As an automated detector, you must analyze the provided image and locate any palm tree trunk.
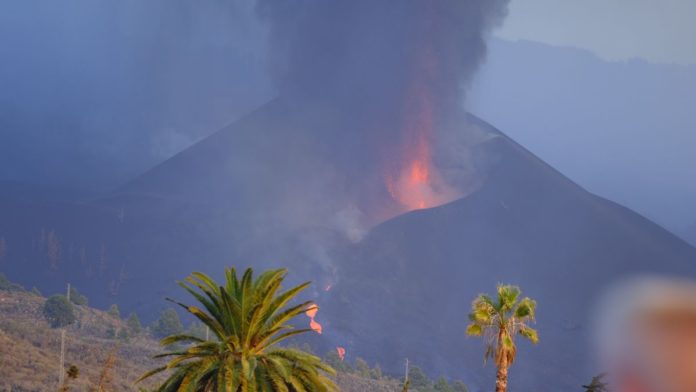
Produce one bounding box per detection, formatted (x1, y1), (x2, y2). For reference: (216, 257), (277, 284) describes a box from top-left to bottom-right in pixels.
(496, 330), (509, 392)
(495, 360), (509, 392)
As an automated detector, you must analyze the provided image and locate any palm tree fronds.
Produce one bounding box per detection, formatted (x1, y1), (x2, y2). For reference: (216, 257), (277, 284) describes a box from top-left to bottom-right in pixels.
(139, 267), (335, 391)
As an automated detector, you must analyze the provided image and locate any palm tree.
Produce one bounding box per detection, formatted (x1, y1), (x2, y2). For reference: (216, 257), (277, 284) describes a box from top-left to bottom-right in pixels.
(466, 284), (539, 392)
(138, 267), (337, 391)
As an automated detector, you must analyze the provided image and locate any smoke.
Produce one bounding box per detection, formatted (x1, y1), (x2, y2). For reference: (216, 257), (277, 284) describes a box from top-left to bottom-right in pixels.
(0, 0), (272, 190)
(236, 1), (510, 293)
(257, 1), (508, 111)
(255, 0), (509, 218)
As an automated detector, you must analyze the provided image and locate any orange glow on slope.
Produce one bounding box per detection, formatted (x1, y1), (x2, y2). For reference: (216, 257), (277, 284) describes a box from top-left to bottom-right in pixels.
(336, 347), (346, 361)
(310, 318), (323, 334)
(305, 304), (322, 334)
(305, 305), (319, 319)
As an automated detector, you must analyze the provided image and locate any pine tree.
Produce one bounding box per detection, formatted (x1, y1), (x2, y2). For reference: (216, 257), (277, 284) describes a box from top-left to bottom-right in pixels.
(126, 312), (142, 335)
(107, 304), (120, 318)
(150, 308), (183, 338)
(355, 357), (371, 378)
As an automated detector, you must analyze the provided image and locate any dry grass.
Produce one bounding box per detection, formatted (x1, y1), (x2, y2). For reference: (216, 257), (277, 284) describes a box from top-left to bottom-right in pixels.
(0, 290), (162, 391)
(0, 290), (403, 392)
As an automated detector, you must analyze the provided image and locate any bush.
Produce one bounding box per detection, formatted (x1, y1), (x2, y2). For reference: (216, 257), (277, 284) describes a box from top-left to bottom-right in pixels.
(370, 364), (383, 380)
(355, 357), (371, 378)
(42, 295), (76, 328)
(31, 286), (42, 296)
(324, 350), (352, 373)
(105, 325), (116, 339)
(408, 366), (431, 390)
(186, 321), (207, 340)
(151, 308), (183, 338)
(126, 312), (142, 335)
(452, 380), (468, 392)
(0, 273), (23, 292)
(107, 304), (120, 318)
(117, 328), (130, 342)
(434, 377), (454, 392)
(69, 287), (88, 306)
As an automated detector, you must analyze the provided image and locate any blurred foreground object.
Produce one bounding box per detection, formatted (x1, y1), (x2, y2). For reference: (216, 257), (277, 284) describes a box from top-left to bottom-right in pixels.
(596, 277), (696, 392)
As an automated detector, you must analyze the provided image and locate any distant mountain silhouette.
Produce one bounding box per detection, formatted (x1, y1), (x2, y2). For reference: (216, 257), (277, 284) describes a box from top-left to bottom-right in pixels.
(470, 38), (696, 230)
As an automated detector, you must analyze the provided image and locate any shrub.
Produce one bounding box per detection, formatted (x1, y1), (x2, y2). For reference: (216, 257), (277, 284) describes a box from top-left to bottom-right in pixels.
(126, 312), (142, 335)
(42, 295), (76, 328)
(117, 328), (130, 342)
(434, 377), (454, 392)
(151, 308), (183, 338)
(355, 357), (371, 378)
(324, 350), (352, 373)
(370, 364), (383, 380)
(107, 304), (120, 318)
(408, 366), (431, 390)
(452, 380), (468, 392)
(69, 287), (88, 306)
(186, 321), (207, 340)
(0, 272), (23, 291)
(105, 325), (116, 339)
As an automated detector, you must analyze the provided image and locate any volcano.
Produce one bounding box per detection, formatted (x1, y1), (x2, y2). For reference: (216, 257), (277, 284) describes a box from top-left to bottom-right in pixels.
(327, 115), (696, 390)
(117, 103), (696, 390)
(1, 99), (695, 391)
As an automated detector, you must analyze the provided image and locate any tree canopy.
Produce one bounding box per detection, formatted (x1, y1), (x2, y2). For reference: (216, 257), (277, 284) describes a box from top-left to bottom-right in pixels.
(42, 295), (75, 328)
(139, 267), (336, 391)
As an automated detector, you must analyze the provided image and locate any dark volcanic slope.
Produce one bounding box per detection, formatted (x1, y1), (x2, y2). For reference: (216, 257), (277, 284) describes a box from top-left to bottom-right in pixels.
(329, 120), (696, 390)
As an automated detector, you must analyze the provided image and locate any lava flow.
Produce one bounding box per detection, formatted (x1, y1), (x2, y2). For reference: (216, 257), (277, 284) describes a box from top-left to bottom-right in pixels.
(336, 347), (346, 361)
(305, 304), (322, 334)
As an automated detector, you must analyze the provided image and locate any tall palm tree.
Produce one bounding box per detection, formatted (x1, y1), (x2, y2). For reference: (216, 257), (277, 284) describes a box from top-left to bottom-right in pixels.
(138, 267), (337, 392)
(466, 284), (539, 392)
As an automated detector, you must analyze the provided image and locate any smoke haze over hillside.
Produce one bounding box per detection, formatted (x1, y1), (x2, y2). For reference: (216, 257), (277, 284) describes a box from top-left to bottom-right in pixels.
(0, 0), (271, 190)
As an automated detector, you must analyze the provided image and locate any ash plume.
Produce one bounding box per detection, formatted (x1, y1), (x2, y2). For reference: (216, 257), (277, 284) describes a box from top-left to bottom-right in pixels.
(257, 0), (509, 111)
(255, 0), (509, 220)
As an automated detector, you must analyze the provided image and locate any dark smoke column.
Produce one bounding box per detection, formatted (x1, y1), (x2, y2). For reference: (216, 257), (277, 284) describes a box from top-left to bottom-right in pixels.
(256, 0), (509, 220)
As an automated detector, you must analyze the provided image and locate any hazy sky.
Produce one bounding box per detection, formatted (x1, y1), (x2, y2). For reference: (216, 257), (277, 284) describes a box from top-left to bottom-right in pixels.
(499, 0), (696, 65)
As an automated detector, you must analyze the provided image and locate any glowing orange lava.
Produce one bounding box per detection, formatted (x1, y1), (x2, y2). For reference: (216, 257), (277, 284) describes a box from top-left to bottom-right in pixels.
(305, 305), (319, 319)
(385, 83), (447, 211)
(310, 319), (322, 334)
(305, 304), (322, 334)
(384, 5), (461, 214)
(336, 347), (346, 361)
